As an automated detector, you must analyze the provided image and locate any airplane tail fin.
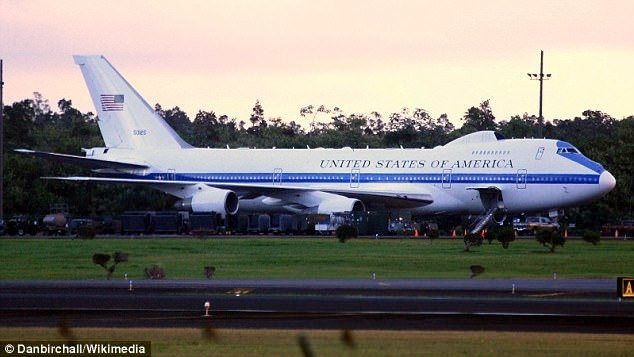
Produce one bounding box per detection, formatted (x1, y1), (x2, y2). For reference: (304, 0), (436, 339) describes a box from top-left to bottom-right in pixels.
(73, 55), (191, 150)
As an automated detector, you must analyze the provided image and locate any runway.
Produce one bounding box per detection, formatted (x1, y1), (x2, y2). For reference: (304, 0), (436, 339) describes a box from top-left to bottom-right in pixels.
(1, 279), (632, 332)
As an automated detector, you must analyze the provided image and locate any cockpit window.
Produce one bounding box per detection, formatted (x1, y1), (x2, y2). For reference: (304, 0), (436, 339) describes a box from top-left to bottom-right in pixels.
(557, 147), (580, 154)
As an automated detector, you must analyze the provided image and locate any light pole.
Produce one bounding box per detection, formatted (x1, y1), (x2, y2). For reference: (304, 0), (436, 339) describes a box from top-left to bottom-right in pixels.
(527, 50), (551, 137)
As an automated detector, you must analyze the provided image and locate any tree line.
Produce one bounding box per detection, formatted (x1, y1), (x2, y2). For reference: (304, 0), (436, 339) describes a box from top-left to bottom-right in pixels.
(3, 95), (632, 229)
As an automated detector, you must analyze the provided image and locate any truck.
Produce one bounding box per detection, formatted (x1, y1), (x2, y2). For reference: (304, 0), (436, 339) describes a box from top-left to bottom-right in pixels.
(42, 213), (68, 235)
(513, 216), (560, 235)
(121, 211), (190, 235)
(43, 204), (70, 235)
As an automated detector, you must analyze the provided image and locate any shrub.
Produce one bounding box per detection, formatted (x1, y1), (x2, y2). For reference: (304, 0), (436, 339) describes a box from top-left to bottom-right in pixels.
(496, 227), (516, 249)
(144, 265), (166, 279)
(463, 233), (483, 252)
(92, 252), (128, 280)
(336, 225), (358, 243)
(204, 266), (216, 279)
(470, 265), (485, 278)
(92, 253), (110, 268)
(535, 229), (565, 252)
(582, 230), (600, 245)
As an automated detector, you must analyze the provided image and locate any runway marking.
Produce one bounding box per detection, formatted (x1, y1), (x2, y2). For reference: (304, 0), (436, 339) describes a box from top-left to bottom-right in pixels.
(525, 291), (592, 298)
(226, 288), (254, 296)
(525, 292), (568, 298)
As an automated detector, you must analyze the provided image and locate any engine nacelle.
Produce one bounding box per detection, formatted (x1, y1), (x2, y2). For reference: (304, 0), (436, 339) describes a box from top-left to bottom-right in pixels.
(317, 196), (365, 214)
(174, 187), (239, 215)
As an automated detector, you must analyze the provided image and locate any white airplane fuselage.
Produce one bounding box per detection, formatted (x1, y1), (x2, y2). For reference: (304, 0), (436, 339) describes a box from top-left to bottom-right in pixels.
(85, 133), (615, 215)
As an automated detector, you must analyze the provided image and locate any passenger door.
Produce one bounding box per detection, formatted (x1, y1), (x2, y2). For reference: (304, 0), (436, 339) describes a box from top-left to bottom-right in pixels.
(516, 169), (527, 189)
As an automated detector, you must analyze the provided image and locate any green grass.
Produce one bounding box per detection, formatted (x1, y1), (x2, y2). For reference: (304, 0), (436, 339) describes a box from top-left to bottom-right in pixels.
(0, 237), (632, 280)
(1, 327), (632, 356)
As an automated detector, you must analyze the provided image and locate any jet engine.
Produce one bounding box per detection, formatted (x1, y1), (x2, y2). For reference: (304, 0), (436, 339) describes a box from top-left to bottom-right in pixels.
(174, 187), (239, 215)
(317, 196), (365, 214)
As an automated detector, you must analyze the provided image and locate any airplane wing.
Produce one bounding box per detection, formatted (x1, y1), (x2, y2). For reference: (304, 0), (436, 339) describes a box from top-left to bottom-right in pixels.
(325, 188), (433, 208)
(41, 176), (433, 209)
(15, 149), (149, 170)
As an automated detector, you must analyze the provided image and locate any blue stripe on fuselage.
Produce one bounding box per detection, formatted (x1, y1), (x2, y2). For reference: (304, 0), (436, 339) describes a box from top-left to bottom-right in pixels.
(112, 172), (600, 185)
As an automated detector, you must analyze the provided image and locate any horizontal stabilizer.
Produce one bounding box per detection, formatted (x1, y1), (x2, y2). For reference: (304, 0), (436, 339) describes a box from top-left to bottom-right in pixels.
(15, 149), (149, 170)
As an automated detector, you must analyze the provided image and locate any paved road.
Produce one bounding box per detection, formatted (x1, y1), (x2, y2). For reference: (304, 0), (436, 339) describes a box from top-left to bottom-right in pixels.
(0, 277), (618, 296)
(1, 279), (632, 332)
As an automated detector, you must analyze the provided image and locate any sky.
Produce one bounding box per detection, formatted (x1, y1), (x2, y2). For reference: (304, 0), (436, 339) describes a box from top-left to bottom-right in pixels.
(1, 0), (633, 129)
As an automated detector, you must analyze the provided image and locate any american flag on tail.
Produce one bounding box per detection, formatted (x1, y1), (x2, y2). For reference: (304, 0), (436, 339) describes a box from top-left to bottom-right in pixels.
(100, 94), (124, 111)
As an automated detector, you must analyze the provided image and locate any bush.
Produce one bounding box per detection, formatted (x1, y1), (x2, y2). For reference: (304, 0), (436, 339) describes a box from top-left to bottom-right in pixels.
(470, 265), (485, 278)
(204, 266), (216, 279)
(144, 265), (166, 279)
(496, 227), (516, 249)
(463, 233), (483, 252)
(336, 225), (358, 243)
(582, 230), (600, 245)
(535, 229), (565, 252)
(92, 252), (128, 280)
(92, 253), (110, 268)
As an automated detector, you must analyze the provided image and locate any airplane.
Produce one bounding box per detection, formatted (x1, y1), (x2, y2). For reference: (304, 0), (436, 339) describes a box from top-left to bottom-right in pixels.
(16, 55), (616, 233)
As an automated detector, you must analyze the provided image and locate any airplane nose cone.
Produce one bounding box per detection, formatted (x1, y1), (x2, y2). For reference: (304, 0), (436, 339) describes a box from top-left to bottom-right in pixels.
(599, 170), (616, 195)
